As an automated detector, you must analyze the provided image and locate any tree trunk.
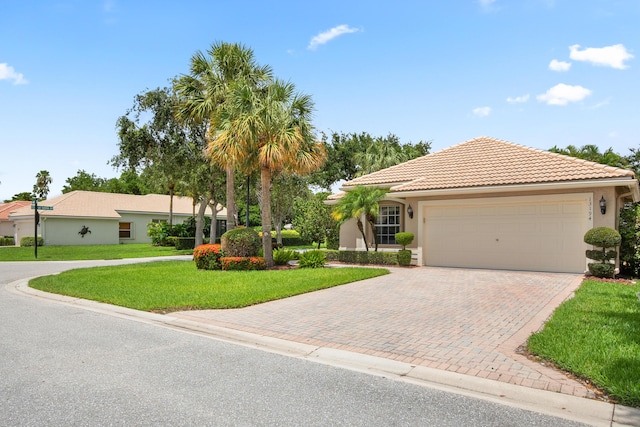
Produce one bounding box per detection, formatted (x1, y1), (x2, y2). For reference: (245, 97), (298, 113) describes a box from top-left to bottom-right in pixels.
(260, 166), (273, 267)
(209, 203), (223, 243)
(195, 198), (208, 247)
(274, 222), (283, 246)
(168, 182), (175, 228)
(226, 166), (236, 229)
(357, 218), (369, 252)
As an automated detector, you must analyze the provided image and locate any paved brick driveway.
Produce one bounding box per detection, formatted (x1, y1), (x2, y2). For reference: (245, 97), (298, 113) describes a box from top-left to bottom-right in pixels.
(173, 266), (591, 397)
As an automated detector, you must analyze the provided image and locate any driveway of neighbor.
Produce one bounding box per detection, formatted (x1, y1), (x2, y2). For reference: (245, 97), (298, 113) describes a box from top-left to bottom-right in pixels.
(173, 266), (591, 398)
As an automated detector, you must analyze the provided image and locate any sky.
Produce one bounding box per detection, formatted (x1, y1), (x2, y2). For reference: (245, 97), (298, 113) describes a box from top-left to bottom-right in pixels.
(1, 0), (639, 201)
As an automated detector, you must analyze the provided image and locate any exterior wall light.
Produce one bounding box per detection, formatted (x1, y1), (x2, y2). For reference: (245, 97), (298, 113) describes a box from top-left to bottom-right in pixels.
(599, 195), (606, 215)
(407, 204), (414, 219)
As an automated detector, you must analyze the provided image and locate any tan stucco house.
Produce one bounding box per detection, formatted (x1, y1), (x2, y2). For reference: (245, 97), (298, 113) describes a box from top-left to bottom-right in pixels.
(0, 201), (31, 238)
(8, 190), (226, 246)
(329, 137), (640, 273)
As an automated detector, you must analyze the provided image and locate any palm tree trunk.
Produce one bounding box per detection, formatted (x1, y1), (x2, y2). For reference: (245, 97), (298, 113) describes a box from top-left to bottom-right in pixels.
(226, 166), (236, 229)
(195, 199), (208, 247)
(260, 166), (274, 267)
(168, 182), (175, 228)
(357, 219), (369, 252)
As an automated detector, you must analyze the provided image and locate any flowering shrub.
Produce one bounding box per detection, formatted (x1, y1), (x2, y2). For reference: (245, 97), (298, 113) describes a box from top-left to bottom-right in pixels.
(221, 256), (266, 271)
(193, 244), (223, 270)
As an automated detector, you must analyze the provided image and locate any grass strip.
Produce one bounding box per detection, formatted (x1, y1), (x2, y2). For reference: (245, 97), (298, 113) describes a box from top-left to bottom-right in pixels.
(527, 279), (640, 407)
(0, 244), (191, 261)
(29, 261), (389, 311)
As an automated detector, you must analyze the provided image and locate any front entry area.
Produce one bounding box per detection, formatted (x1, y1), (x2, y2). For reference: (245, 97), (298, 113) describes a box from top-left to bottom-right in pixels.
(421, 194), (591, 273)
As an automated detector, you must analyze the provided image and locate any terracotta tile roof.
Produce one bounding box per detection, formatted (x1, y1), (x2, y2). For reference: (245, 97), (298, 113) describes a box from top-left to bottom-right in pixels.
(8, 191), (225, 219)
(0, 201), (31, 220)
(344, 136), (636, 192)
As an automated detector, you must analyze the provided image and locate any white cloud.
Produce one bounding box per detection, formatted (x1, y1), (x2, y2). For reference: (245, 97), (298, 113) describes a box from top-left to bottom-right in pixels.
(472, 106), (492, 117)
(478, 0), (497, 10)
(549, 59), (571, 72)
(0, 63), (28, 85)
(537, 83), (592, 106)
(506, 94), (530, 104)
(569, 44), (633, 69)
(308, 25), (359, 50)
(590, 97), (611, 109)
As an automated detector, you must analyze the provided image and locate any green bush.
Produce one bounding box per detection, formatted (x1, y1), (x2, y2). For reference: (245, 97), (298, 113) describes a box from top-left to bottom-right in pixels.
(0, 236), (15, 246)
(336, 250), (398, 265)
(619, 203), (640, 277)
(298, 250), (326, 268)
(174, 237), (195, 250)
(221, 227), (261, 257)
(395, 232), (414, 250)
(584, 226), (621, 278)
(397, 249), (412, 266)
(193, 244), (223, 270)
(326, 224), (340, 250)
(221, 256), (266, 271)
(273, 247), (297, 265)
(322, 249), (340, 261)
(587, 263), (616, 278)
(584, 227), (622, 248)
(147, 222), (172, 246)
(20, 236), (44, 247)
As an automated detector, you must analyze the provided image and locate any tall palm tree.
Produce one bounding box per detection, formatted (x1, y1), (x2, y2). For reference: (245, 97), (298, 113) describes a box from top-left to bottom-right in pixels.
(174, 42), (272, 230)
(33, 170), (52, 200)
(332, 185), (388, 251)
(211, 79), (325, 266)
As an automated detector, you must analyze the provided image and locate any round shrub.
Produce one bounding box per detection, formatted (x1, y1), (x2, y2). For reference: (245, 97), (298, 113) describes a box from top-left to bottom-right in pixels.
(193, 244), (223, 270)
(588, 263), (615, 278)
(221, 227), (261, 257)
(397, 249), (412, 266)
(584, 227), (621, 248)
(395, 232), (414, 250)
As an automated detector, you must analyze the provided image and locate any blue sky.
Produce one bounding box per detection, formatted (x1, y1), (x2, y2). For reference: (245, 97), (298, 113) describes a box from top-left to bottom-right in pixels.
(1, 0), (638, 201)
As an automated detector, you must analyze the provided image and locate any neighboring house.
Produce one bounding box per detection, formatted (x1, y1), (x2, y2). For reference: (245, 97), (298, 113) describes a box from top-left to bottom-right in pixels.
(8, 191), (226, 246)
(328, 136), (640, 273)
(0, 201), (31, 238)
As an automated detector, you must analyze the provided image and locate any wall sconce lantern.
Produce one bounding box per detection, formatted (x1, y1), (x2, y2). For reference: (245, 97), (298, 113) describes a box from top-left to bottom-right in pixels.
(599, 195), (606, 215)
(407, 204), (414, 219)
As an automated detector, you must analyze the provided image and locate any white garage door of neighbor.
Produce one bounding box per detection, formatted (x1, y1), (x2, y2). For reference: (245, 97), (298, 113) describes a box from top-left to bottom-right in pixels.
(423, 194), (591, 273)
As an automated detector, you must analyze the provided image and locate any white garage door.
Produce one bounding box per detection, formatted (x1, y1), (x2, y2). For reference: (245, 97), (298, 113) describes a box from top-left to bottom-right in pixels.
(423, 194), (591, 273)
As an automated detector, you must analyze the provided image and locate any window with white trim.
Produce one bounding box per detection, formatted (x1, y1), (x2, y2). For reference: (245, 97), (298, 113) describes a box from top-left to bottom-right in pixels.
(376, 205), (400, 245)
(119, 222), (132, 239)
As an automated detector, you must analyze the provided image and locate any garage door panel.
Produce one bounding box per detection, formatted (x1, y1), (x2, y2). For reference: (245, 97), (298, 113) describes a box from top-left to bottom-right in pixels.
(424, 196), (589, 273)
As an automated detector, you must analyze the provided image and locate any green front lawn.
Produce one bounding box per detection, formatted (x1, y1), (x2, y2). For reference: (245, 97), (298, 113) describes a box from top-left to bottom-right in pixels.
(29, 261), (388, 311)
(0, 244), (192, 261)
(527, 279), (640, 407)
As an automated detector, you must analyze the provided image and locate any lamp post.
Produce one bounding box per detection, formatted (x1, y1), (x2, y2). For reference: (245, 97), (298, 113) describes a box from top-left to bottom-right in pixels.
(599, 195), (606, 215)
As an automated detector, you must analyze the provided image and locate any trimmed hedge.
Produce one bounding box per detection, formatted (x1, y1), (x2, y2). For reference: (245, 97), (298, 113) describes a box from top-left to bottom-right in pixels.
(327, 250), (399, 265)
(221, 256), (266, 271)
(20, 236), (44, 247)
(397, 249), (412, 266)
(0, 236), (15, 246)
(174, 237), (196, 250)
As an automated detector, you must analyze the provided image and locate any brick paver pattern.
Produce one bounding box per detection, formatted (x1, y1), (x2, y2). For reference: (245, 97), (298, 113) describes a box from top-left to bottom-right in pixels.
(173, 267), (591, 398)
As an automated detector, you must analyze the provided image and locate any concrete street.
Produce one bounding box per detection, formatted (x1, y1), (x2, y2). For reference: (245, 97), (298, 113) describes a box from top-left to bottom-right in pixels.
(1, 258), (637, 426)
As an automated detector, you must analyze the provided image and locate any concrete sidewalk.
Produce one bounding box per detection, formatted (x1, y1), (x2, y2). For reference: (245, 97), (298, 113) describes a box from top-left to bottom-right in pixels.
(7, 264), (640, 427)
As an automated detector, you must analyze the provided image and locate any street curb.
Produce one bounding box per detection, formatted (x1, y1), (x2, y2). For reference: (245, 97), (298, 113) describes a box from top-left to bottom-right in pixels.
(9, 278), (640, 427)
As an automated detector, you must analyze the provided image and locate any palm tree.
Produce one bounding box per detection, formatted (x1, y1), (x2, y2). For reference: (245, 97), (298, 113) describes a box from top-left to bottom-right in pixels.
(174, 42), (272, 230)
(211, 79), (325, 266)
(332, 186), (388, 251)
(33, 170), (52, 200)
(354, 136), (406, 176)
